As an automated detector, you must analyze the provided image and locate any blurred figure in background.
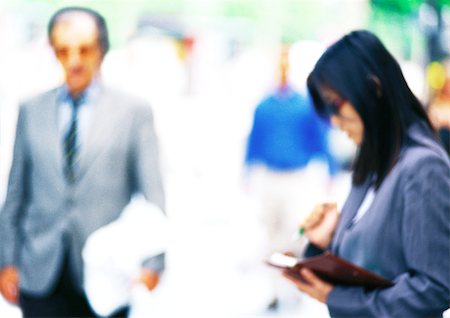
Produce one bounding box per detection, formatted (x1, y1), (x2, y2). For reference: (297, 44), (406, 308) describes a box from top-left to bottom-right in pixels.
(244, 43), (338, 311)
(0, 7), (165, 318)
(427, 59), (450, 155)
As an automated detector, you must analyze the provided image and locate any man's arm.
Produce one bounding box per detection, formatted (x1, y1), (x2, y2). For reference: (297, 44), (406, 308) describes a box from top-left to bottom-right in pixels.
(130, 104), (166, 283)
(131, 105), (165, 212)
(0, 267), (19, 304)
(0, 106), (29, 303)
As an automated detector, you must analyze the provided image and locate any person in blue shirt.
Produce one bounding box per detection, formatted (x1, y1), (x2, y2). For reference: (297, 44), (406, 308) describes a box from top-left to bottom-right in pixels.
(244, 44), (338, 311)
(245, 87), (337, 173)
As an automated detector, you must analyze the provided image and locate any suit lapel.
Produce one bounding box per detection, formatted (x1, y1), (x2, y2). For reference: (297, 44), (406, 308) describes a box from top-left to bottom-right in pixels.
(76, 87), (124, 180)
(44, 89), (66, 179)
(331, 178), (372, 253)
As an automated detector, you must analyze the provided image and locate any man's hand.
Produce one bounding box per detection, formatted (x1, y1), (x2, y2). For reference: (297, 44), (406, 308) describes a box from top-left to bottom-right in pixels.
(0, 266), (19, 304)
(138, 269), (159, 292)
(283, 268), (333, 303)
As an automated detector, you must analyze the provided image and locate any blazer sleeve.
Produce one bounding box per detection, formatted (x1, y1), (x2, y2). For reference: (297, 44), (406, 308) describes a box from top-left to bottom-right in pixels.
(326, 155), (450, 317)
(130, 104), (166, 273)
(141, 253), (165, 274)
(0, 106), (29, 268)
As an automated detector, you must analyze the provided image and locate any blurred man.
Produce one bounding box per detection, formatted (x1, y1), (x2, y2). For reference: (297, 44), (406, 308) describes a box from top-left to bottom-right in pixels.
(244, 44), (338, 311)
(0, 7), (165, 317)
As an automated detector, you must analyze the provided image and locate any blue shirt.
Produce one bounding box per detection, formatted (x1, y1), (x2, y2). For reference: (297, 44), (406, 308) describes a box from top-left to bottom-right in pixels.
(245, 86), (338, 174)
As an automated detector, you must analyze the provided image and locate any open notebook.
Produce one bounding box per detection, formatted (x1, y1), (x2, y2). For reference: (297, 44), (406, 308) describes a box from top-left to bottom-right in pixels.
(267, 252), (393, 289)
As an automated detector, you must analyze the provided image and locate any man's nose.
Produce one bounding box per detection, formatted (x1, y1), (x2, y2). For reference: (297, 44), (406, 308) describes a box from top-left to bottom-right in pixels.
(67, 50), (82, 65)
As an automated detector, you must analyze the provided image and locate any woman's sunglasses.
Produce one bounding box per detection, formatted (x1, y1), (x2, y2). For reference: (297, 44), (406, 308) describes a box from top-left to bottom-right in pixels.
(324, 97), (346, 117)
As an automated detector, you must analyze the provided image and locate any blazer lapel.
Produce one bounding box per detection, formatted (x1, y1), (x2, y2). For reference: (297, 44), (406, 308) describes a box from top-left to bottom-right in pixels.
(331, 178), (372, 253)
(44, 89), (66, 179)
(76, 87), (124, 181)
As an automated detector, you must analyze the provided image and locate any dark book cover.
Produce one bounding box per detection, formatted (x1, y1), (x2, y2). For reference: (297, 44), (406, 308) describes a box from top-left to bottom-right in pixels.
(267, 251), (393, 289)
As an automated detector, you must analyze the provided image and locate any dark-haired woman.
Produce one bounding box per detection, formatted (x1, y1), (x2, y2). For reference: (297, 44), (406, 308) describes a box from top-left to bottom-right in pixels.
(284, 30), (450, 317)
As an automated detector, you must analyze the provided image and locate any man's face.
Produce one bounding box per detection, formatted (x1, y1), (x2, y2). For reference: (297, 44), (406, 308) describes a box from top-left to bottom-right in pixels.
(50, 13), (103, 96)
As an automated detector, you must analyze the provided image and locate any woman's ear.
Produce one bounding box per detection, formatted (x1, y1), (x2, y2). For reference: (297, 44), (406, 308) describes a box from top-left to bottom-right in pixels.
(369, 74), (382, 98)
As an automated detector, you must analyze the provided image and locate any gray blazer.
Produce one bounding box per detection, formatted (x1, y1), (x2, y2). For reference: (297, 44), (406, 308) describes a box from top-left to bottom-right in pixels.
(325, 122), (450, 317)
(0, 84), (165, 295)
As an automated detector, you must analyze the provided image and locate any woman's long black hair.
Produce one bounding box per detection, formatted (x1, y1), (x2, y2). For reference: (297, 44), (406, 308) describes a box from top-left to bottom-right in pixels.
(307, 30), (433, 188)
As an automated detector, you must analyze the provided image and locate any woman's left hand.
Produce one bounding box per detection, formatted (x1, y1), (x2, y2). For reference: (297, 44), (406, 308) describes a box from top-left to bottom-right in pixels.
(283, 268), (333, 303)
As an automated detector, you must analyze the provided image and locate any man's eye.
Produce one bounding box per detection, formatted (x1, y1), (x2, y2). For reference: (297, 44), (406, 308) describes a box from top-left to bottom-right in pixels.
(56, 48), (68, 57)
(79, 47), (90, 56)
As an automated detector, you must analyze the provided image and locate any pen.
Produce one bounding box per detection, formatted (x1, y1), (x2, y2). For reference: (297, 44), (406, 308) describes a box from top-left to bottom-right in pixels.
(291, 227), (305, 241)
(291, 203), (336, 241)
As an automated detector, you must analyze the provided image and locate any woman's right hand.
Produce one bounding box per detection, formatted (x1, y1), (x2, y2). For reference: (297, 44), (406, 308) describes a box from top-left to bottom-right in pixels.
(301, 203), (339, 249)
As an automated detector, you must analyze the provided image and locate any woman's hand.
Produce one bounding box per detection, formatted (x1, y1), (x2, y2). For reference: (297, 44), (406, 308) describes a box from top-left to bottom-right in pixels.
(301, 203), (339, 249)
(283, 268), (333, 303)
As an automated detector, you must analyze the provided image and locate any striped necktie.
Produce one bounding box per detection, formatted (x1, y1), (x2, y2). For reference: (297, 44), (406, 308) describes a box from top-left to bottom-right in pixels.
(64, 97), (82, 183)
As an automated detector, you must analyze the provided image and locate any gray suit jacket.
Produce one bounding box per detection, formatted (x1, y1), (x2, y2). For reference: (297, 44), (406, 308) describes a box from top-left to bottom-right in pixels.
(0, 84), (165, 295)
(324, 122), (450, 317)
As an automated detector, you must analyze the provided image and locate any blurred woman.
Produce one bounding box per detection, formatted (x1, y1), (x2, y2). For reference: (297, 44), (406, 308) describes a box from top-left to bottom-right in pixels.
(284, 30), (450, 317)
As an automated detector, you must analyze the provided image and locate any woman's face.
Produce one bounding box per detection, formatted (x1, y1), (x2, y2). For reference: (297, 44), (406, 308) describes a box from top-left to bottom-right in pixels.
(322, 89), (364, 145)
